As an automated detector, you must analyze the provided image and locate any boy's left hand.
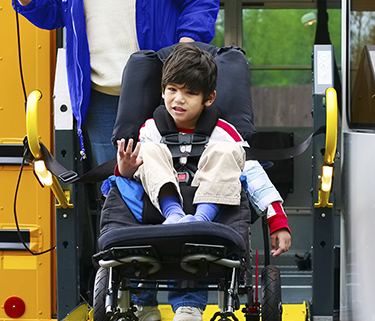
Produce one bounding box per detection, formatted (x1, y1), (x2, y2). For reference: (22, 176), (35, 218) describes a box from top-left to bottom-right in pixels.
(270, 228), (291, 257)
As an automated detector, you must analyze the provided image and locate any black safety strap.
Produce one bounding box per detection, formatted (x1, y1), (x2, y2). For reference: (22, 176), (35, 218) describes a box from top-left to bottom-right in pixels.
(28, 125), (326, 185)
(153, 105), (220, 137)
(161, 133), (209, 158)
(39, 143), (79, 182)
(155, 105), (219, 158)
(30, 141), (116, 184)
(244, 125), (326, 160)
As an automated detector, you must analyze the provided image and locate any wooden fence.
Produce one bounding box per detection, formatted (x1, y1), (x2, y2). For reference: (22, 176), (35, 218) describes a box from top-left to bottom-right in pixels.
(251, 84), (314, 127)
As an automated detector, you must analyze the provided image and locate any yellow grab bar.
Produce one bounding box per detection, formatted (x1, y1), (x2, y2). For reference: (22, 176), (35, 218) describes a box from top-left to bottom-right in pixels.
(25, 90), (73, 209)
(314, 87), (338, 208)
(324, 87), (338, 165)
(26, 90), (43, 159)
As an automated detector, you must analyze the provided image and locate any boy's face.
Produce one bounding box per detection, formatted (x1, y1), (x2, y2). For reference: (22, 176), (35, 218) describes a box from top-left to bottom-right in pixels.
(162, 83), (216, 129)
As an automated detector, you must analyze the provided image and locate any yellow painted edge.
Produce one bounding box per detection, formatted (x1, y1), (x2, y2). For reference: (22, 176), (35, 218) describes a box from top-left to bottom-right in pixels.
(0, 139), (24, 144)
(282, 302), (308, 320)
(74, 303), (308, 321)
(159, 303), (307, 321)
(63, 303), (91, 321)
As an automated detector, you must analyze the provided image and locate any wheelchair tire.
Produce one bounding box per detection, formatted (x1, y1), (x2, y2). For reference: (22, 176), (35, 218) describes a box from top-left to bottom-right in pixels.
(93, 267), (110, 321)
(261, 265), (282, 321)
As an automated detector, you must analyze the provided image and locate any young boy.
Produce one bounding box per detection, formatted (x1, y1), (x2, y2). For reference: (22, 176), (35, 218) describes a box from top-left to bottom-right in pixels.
(114, 43), (291, 321)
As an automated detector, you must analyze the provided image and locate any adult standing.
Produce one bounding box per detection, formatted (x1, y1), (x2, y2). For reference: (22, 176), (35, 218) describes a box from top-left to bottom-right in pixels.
(13, 0), (220, 165)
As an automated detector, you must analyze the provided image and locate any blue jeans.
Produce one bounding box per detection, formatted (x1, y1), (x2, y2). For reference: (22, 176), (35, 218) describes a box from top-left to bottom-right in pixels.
(132, 288), (208, 312)
(84, 89), (118, 166)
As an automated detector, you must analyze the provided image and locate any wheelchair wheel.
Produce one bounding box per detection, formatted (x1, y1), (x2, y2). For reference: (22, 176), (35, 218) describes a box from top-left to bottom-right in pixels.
(261, 265), (282, 321)
(93, 267), (110, 321)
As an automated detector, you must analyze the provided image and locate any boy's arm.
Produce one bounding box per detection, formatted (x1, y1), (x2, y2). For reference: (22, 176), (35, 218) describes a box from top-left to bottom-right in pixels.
(267, 202), (291, 257)
(115, 138), (143, 178)
(242, 160), (291, 256)
(243, 160), (283, 213)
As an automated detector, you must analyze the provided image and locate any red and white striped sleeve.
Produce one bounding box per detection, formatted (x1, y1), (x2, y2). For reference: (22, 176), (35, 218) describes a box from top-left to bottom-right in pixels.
(267, 201), (291, 235)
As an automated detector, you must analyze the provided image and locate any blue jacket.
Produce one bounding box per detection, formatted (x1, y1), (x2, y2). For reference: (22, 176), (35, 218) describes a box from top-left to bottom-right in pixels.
(14, 0), (219, 156)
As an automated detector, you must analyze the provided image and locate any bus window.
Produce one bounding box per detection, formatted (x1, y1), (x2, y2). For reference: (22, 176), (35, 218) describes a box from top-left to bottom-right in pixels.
(241, 8), (341, 128)
(211, 9), (225, 48)
(349, 9), (375, 128)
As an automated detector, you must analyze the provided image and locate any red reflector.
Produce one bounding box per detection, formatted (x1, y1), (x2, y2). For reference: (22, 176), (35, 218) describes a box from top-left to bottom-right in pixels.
(178, 173), (187, 181)
(4, 296), (25, 318)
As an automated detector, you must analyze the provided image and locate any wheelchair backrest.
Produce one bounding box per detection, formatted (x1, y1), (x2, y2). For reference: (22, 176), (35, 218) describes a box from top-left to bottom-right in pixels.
(111, 42), (256, 146)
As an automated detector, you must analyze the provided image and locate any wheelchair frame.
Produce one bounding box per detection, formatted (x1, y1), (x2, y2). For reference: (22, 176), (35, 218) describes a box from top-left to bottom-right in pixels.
(91, 42), (283, 321)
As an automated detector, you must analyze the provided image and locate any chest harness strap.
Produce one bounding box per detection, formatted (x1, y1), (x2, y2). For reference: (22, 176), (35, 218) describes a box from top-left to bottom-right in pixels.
(153, 105), (220, 184)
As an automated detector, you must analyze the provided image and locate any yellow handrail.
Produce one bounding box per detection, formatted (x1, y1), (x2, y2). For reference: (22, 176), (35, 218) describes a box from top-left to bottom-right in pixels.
(314, 87), (338, 208)
(324, 87), (338, 165)
(25, 90), (73, 209)
(26, 90), (43, 159)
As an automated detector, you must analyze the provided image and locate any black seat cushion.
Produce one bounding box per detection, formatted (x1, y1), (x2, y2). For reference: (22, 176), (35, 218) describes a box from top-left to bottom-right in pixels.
(96, 221), (247, 280)
(98, 221), (246, 255)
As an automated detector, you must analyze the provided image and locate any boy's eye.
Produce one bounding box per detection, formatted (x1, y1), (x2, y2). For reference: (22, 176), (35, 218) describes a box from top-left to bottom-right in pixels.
(187, 90), (198, 95)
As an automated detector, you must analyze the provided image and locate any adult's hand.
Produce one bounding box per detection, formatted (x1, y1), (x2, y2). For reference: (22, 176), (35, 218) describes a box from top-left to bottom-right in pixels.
(18, 0), (32, 6)
(179, 37), (195, 43)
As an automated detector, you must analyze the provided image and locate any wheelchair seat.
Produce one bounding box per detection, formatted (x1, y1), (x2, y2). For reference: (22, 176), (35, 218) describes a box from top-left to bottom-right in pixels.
(94, 221), (246, 280)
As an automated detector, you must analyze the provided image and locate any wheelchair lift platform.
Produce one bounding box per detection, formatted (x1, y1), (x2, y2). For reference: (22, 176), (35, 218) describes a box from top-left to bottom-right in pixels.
(63, 302), (308, 321)
(159, 303), (308, 321)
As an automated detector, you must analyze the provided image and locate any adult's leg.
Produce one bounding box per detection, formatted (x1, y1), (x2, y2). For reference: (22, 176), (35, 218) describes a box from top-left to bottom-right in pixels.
(84, 89), (118, 166)
(168, 290), (208, 312)
(132, 288), (159, 309)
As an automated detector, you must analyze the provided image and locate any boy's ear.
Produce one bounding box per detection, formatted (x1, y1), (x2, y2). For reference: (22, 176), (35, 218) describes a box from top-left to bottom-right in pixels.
(162, 92), (165, 99)
(204, 91), (216, 107)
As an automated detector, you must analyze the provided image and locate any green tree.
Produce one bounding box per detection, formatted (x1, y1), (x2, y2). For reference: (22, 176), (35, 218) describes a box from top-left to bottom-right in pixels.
(350, 11), (375, 68)
(211, 8), (341, 87)
(211, 10), (225, 48)
(243, 9), (341, 86)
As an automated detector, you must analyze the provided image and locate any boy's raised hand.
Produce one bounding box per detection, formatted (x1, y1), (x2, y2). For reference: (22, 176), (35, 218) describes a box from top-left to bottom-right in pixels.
(117, 138), (143, 178)
(270, 228), (291, 257)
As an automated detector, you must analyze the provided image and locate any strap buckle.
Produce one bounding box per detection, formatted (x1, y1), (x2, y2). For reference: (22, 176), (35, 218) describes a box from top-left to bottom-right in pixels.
(58, 170), (79, 183)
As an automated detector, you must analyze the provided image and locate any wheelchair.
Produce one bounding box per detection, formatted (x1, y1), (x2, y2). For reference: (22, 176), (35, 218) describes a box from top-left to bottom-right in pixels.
(91, 42), (283, 321)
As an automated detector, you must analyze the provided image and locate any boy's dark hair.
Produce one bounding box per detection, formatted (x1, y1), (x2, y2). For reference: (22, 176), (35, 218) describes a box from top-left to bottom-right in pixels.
(161, 43), (217, 103)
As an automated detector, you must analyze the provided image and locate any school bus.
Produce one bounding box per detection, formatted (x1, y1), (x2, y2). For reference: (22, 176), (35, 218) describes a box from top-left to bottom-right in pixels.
(0, 0), (374, 320)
